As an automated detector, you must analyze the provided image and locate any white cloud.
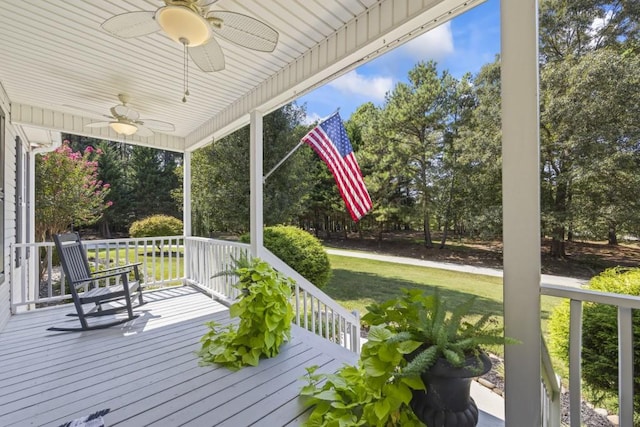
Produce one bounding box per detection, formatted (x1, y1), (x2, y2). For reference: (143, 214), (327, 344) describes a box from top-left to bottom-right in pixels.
(588, 10), (614, 46)
(591, 10), (613, 33)
(399, 21), (454, 61)
(302, 112), (322, 126)
(328, 70), (393, 102)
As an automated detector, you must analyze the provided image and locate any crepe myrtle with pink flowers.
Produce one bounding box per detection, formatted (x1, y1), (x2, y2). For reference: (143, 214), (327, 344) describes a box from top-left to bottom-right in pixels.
(35, 141), (112, 242)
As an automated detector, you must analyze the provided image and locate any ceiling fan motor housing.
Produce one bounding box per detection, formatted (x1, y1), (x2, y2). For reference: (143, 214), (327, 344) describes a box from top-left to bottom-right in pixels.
(155, 5), (212, 46)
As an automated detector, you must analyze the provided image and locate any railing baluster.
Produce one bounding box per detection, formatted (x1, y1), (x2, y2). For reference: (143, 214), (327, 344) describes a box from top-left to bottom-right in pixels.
(143, 240), (149, 285)
(168, 239), (173, 281)
(569, 299), (583, 427)
(618, 307), (633, 427)
(295, 283), (301, 326)
(47, 246), (54, 298)
(303, 290), (308, 329)
(161, 239), (165, 283)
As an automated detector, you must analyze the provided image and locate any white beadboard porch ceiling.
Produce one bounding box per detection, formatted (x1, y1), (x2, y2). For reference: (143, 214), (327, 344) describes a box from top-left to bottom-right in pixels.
(0, 0), (484, 152)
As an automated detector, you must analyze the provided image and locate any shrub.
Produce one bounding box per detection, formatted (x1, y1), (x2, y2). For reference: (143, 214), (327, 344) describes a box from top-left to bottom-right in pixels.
(129, 215), (183, 238)
(241, 225), (331, 289)
(548, 267), (640, 417)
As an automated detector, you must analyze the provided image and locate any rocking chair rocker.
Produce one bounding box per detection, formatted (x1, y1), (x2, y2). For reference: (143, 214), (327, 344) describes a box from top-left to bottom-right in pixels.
(49, 232), (144, 331)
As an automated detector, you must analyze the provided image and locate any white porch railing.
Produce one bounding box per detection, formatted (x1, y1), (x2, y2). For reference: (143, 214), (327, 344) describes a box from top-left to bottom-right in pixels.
(183, 237), (361, 353)
(541, 283), (640, 427)
(183, 236), (249, 302)
(10, 236), (184, 311)
(541, 337), (562, 427)
(261, 248), (361, 353)
(11, 235), (360, 353)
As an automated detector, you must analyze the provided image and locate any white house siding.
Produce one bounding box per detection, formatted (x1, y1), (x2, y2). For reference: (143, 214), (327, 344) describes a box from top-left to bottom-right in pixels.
(0, 91), (18, 332)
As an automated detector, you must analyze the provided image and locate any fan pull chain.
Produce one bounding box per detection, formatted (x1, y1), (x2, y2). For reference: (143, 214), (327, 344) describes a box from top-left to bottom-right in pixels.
(182, 41), (190, 103)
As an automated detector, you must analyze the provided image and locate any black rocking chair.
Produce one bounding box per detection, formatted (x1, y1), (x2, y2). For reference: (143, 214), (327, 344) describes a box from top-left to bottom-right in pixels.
(49, 232), (144, 331)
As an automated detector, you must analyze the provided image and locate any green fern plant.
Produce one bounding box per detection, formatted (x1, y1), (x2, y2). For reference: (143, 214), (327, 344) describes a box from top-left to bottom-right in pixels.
(198, 257), (294, 370)
(362, 289), (513, 376)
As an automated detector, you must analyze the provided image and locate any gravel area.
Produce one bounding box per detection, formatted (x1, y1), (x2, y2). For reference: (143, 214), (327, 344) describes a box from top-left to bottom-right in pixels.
(479, 355), (615, 427)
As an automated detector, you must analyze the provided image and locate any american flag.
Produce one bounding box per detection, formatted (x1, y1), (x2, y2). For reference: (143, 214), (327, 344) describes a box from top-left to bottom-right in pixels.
(302, 112), (372, 221)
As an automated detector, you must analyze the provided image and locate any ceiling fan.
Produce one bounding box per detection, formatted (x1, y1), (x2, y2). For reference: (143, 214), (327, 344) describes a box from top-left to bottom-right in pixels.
(81, 94), (175, 137)
(101, 0), (279, 101)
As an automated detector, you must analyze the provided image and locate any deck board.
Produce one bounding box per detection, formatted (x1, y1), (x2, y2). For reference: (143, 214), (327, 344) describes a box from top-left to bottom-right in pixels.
(0, 286), (358, 427)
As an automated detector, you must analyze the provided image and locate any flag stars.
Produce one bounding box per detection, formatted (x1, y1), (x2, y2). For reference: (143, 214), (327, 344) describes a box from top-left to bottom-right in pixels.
(320, 114), (353, 157)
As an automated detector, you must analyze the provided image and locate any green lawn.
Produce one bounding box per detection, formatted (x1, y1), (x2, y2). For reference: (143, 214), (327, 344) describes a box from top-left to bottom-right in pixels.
(324, 254), (563, 354)
(86, 246), (184, 285)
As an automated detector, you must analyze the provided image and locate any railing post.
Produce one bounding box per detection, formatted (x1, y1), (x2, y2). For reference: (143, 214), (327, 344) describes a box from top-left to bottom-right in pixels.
(183, 236), (190, 286)
(351, 310), (360, 351)
(9, 243), (16, 313)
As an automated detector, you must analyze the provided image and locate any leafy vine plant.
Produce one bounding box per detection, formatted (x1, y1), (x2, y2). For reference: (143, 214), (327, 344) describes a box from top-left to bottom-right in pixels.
(198, 257), (294, 370)
(301, 324), (426, 427)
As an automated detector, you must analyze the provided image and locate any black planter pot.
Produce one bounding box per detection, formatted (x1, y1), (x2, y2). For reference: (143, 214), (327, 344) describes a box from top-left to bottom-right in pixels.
(410, 352), (492, 427)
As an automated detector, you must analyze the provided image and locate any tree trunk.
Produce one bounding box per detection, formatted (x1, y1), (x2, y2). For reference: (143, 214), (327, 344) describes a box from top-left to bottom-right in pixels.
(100, 221), (112, 239)
(550, 226), (566, 258)
(439, 227), (449, 250)
(608, 225), (618, 245)
(423, 216), (433, 248)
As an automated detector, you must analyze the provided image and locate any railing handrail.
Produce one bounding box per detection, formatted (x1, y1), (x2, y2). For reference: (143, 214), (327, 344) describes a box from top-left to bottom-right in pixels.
(12, 236), (186, 249)
(183, 236), (249, 249)
(542, 283), (640, 309)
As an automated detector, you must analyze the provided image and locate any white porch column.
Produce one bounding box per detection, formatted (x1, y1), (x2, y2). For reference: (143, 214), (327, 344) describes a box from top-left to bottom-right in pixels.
(501, 0), (542, 425)
(183, 150), (192, 237)
(28, 152), (35, 249)
(182, 150), (192, 284)
(249, 110), (264, 258)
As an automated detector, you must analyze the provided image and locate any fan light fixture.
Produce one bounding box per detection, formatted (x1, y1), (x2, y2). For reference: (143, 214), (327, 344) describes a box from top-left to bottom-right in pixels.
(110, 121), (138, 135)
(155, 5), (212, 47)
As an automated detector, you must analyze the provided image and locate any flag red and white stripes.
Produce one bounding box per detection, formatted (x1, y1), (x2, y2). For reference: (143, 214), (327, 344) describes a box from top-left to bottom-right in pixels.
(302, 112), (372, 221)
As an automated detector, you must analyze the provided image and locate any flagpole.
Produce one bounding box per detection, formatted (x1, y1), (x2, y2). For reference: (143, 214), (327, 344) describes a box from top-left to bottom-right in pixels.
(263, 141), (304, 182)
(262, 108), (341, 183)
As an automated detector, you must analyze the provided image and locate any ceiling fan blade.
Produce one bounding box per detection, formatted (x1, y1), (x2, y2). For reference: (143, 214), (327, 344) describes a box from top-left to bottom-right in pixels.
(140, 119), (175, 132)
(101, 11), (159, 39)
(189, 38), (225, 72)
(208, 11), (278, 52)
(85, 122), (111, 128)
(135, 125), (154, 138)
(112, 105), (140, 121)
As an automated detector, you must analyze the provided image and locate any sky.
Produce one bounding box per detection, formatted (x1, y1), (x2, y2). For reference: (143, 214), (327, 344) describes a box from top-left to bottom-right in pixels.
(297, 0), (501, 124)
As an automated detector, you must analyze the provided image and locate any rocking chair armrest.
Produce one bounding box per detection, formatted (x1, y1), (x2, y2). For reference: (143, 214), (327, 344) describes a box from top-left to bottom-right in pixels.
(89, 262), (142, 275)
(71, 270), (132, 285)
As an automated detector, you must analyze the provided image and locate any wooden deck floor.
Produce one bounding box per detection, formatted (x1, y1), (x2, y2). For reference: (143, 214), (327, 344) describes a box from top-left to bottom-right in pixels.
(0, 286), (357, 427)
